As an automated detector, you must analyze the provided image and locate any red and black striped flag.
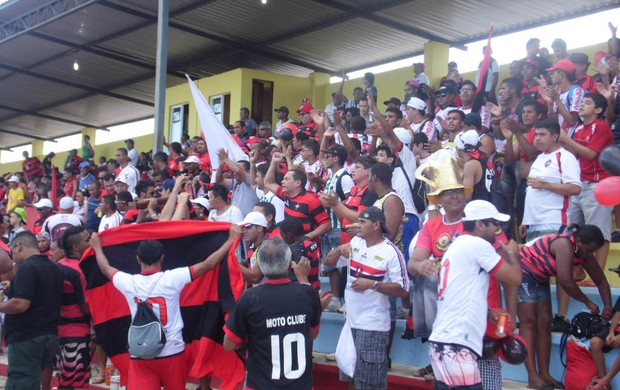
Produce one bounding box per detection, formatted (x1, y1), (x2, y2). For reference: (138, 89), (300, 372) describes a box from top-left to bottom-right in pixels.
(80, 221), (246, 389)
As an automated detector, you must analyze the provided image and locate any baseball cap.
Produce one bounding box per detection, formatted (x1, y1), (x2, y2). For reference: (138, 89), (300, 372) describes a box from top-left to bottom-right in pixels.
(358, 206), (388, 233)
(297, 103), (314, 114)
(383, 97), (401, 106)
(463, 200), (510, 222)
(182, 155), (200, 164)
(413, 62), (425, 71)
(190, 197), (211, 210)
(568, 52), (590, 65)
(464, 113), (482, 129)
(59, 196), (75, 210)
(274, 106), (289, 114)
(240, 211), (268, 227)
(79, 162), (90, 169)
(161, 179), (175, 190)
(12, 207), (27, 224)
(594, 50), (609, 64)
(325, 144), (348, 162)
(547, 59), (576, 74)
(406, 97), (426, 111)
(7, 175), (19, 183)
(393, 127), (413, 147)
(406, 79), (420, 88)
(114, 176), (128, 184)
(33, 198), (54, 209)
(523, 59), (539, 70)
(456, 130), (481, 151)
(437, 85), (456, 96)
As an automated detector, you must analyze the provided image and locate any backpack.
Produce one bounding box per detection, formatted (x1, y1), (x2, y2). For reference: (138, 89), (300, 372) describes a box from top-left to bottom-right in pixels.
(395, 159), (428, 215)
(127, 273), (166, 359)
(570, 312), (607, 339)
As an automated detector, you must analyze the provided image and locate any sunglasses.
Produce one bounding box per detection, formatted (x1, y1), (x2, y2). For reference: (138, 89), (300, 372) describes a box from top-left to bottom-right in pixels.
(483, 219), (502, 226)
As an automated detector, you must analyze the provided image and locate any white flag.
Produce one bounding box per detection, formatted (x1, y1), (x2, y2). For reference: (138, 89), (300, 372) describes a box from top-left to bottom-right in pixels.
(186, 75), (248, 171)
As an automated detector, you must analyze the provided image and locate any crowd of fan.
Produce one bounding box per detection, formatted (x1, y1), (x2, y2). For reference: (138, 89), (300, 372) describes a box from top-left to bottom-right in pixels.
(1, 28), (620, 390)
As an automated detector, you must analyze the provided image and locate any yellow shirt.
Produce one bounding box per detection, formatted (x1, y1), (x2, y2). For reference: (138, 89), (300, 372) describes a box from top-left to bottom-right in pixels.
(7, 187), (25, 212)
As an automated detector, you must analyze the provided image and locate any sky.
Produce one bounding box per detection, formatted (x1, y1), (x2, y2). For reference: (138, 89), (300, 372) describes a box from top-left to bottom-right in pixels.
(333, 8), (620, 83)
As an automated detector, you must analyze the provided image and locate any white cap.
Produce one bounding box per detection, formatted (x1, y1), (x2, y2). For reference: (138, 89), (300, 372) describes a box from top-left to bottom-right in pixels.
(114, 175), (128, 184)
(455, 130), (480, 151)
(7, 175), (19, 183)
(406, 97), (426, 111)
(239, 211), (268, 227)
(393, 127), (413, 146)
(33, 198), (54, 209)
(463, 200), (510, 222)
(190, 197), (211, 210)
(183, 155), (200, 164)
(59, 196), (74, 210)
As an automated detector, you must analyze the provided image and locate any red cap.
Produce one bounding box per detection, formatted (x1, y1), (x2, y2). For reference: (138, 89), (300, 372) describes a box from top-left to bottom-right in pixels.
(296, 103), (314, 114)
(546, 59), (576, 74)
(594, 50), (609, 64)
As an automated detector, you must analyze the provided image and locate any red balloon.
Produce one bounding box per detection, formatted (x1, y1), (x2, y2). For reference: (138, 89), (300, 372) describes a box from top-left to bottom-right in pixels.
(595, 177), (620, 206)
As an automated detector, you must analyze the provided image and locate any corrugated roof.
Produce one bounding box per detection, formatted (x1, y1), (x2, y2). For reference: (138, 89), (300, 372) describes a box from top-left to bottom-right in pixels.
(0, 0), (617, 148)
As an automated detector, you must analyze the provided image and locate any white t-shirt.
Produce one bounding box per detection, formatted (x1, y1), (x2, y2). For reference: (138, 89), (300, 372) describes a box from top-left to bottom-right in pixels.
(523, 147), (581, 226)
(255, 188), (285, 223)
(433, 106), (458, 136)
(411, 120), (437, 140)
(43, 213), (85, 241)
(208, 205), (243, 223)
(345, 236), (409, 332)
(430, 234), (501, 355)
(393, 145), (417, 216)
(98, 211), (123, 232)
(112, 267), (193, 358)
(118, 164), (140, 193)
(475, 58), (499, 93)
(458, 105), (491, 130)
(128, 148), (139, 166)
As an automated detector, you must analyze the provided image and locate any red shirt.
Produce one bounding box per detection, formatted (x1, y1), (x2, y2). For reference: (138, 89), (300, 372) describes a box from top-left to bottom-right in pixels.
(195, 153), (212, 175)
(58, 257), (90, 338)
(341, 184), (378, 244)
(297, 122), (320, 139)
(572, 119), (614, 182)
(519, 127), (537, 163)
(22, 157), (42, 180)
(520, 234), (583, 283)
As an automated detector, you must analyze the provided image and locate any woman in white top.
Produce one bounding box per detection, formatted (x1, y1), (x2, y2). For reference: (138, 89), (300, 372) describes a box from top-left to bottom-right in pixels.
(207, 184), (243, 224)
(73, 188), (88, 217)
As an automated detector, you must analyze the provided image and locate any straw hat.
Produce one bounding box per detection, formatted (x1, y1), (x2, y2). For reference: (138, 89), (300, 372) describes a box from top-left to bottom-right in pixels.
(415, 148), (472, 205)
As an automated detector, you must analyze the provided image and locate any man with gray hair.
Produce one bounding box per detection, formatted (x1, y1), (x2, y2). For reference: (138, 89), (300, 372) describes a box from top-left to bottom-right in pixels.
(224, 237), (322, 390)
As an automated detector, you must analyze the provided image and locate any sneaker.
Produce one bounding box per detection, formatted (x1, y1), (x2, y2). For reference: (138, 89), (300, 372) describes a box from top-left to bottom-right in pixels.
(550, 314), (571, 333)
(396, 306), (408, 320)
(325, 299), (342, 312)
(337, 303), (346, 314)
(612, 230), (620, 243)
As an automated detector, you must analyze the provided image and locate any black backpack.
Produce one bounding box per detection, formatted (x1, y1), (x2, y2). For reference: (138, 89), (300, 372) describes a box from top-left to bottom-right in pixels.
(560, 312), (608, 368)
(395, 159), (428, 215)
(127, 274), (166, 359)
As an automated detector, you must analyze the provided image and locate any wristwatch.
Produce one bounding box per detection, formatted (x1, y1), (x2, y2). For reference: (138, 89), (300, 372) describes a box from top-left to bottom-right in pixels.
(372, 281), (381, 291)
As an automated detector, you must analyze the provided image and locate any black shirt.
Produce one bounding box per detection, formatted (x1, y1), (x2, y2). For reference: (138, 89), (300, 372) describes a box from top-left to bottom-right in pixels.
(224, 280), (321, 390)
(5, 254), (64, 344)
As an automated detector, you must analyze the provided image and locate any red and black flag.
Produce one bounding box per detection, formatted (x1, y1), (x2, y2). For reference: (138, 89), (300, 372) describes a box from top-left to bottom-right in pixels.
(80, 221), (246, 389)
(472, 24), (495, 113)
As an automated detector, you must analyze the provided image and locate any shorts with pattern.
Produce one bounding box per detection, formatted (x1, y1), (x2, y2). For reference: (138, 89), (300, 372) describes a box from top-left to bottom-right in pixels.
(517, 273), (551, 304)
(339, 328), (389, 390)
(57, 336), (91, 389)
(479, 355), (502, 390)
(429, 341), (482, 388)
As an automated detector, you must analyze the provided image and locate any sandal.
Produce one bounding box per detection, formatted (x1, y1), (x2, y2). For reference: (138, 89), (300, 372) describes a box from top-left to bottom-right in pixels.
(587, 377), (611, 390)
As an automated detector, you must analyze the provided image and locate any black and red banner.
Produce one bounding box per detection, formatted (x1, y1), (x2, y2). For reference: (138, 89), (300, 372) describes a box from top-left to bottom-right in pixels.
(80, 221), (246, 389)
